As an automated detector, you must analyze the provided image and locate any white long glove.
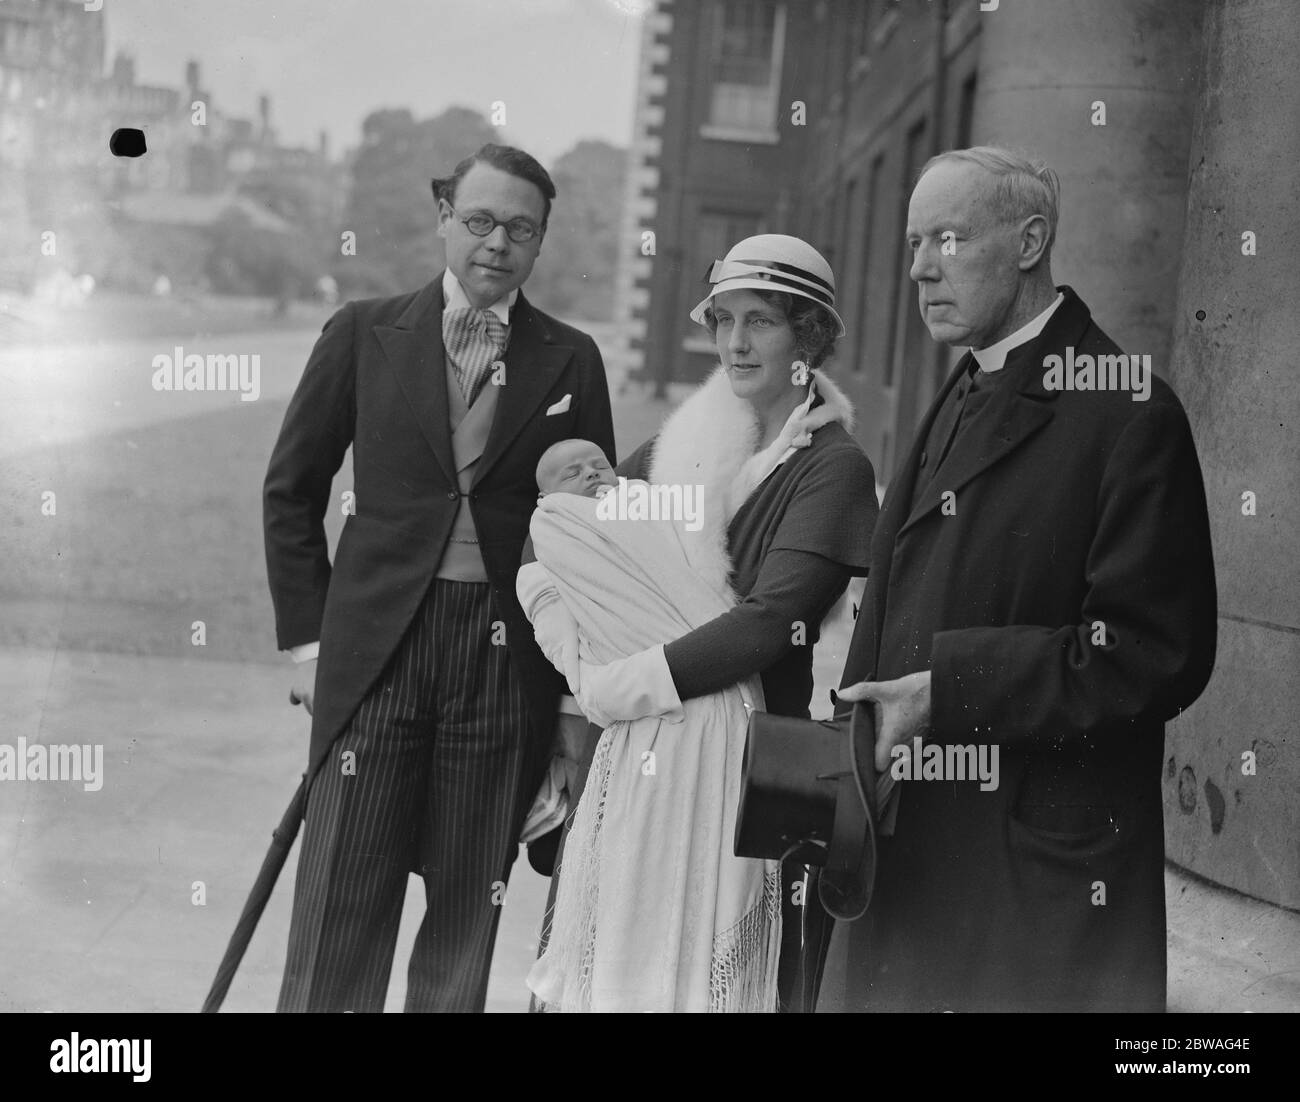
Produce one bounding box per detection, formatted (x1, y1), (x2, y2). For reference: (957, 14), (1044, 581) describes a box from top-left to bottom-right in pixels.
(517, 562), (581, 694)
(576, 644), (685, 729)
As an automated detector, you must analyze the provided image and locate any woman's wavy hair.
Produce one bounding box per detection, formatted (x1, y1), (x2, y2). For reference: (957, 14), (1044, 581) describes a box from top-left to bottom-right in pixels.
(703, 290), (840, 370)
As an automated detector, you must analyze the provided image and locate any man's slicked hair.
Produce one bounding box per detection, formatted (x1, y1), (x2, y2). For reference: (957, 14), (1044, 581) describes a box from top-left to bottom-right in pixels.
(920, 145), (1061, 258)
(431, 143), (557, 227)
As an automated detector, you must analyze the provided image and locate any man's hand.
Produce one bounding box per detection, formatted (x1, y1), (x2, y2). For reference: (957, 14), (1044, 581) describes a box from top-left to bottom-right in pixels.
(553, 713), (592, 795)
(554, 712), (591, 762)
(838, 670), (932, 772)
(288, 658), (318, 716)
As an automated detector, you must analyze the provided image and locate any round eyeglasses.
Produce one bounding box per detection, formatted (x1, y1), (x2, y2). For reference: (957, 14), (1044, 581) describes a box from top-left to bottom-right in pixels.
(450, 206), (543, 244)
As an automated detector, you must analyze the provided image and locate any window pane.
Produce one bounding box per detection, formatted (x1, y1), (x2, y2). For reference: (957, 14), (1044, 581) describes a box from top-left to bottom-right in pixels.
(712, 0), (778, 85)
(707, 0), (782, 133)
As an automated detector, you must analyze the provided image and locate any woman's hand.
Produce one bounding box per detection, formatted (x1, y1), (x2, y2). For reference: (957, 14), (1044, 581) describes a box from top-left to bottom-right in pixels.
(576, 645), (684, 727)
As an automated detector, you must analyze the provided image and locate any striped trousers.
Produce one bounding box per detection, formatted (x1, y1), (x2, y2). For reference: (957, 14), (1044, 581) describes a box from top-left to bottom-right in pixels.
(278, 579), (532, 1013)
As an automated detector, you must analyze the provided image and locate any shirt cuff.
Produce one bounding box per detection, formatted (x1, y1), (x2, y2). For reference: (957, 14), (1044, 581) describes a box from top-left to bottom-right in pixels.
(288, 641), (320, 664)
(557, 694), (584, 717)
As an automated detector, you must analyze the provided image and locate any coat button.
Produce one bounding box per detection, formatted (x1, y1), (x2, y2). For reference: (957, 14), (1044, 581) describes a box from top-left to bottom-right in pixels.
(446, 491), (458, 500)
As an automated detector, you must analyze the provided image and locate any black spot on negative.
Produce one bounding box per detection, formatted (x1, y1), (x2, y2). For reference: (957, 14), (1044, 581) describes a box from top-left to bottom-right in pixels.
(110, 128), (147, 157)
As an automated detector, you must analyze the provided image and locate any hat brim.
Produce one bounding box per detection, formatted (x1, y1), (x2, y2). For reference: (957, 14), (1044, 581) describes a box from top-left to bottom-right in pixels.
(690, 278), (847, 338)
(818, 700), (879, 922)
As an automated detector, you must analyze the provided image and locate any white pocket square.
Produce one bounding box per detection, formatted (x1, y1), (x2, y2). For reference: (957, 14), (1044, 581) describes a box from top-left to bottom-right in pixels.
(545, 394), (572, 416)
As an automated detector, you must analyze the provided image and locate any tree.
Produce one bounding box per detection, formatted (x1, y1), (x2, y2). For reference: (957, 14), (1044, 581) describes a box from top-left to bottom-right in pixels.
(529, 139), (627, 322)
(334, 106), (498, 296)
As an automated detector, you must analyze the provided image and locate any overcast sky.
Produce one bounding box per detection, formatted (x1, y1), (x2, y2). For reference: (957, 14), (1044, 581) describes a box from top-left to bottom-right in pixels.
(102, 0), (647, 166)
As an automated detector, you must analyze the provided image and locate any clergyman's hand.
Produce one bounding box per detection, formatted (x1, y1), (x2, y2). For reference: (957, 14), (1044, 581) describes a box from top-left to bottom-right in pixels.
(838, 670), (931, 773)
(288, 658), (318, 716)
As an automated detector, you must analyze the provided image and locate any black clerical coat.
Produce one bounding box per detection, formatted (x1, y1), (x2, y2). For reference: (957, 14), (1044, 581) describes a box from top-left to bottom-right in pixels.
(822, 287), (1217, 1012)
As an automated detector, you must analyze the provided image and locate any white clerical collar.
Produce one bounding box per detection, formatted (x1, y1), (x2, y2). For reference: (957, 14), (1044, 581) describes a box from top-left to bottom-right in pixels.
(971, 292), (1064, 373)
(442, 268), (517, 325)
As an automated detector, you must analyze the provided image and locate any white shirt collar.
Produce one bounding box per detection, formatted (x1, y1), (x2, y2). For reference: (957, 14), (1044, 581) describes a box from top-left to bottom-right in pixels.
(970, 292), (1064, 373)
(442, 268), (517, 326)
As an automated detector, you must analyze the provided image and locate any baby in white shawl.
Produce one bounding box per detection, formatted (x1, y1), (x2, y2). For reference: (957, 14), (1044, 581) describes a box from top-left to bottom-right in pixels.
(516, 438), (782, 1013)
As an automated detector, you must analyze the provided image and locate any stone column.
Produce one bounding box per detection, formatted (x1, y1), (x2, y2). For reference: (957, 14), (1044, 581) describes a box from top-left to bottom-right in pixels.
(969, 0), (1203, 367)
(1161, 0), (1300, 909)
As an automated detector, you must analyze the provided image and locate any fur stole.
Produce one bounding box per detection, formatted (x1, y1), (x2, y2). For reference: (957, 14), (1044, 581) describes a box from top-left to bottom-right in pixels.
(648, 365), (855, 598)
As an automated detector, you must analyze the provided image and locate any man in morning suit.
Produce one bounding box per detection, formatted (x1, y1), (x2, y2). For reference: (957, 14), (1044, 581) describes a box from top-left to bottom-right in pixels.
(824, 146), (1217, 1011)
(264, 143), (615, 1012)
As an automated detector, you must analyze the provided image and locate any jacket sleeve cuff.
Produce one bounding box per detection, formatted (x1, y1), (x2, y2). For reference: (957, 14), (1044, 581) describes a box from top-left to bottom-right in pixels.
(646, 644), (685, 721)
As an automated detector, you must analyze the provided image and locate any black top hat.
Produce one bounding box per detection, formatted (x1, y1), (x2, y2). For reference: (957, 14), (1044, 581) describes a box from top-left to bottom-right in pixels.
(733, 701), (878, 921)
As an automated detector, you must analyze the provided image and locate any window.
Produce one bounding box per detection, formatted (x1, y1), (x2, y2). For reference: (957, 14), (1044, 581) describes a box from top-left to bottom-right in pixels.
(702, 0), (786, 142)
(857, 154), (884, 375)
(870, 0), (903, 50)
(885, 119), (928, 388)
(957, 72), (978, 149)
(684, 208), (762, 349)
(855, 1), (874, 58)
(839, 175), (860, 368)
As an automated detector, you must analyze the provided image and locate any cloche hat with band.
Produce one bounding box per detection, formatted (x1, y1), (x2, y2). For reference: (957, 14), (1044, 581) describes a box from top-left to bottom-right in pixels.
(690, 234), (846, 338)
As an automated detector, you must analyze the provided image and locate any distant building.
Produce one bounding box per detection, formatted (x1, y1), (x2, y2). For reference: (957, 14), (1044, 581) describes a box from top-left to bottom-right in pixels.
(0, 0), (343, 289)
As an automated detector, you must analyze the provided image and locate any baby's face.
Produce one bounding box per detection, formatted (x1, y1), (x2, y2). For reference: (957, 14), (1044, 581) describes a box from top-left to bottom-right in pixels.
(536, 439), (617, 498)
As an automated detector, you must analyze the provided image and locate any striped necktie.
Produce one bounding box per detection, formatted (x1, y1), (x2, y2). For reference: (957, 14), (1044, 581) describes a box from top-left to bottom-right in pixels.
(443, 306), (509, 406)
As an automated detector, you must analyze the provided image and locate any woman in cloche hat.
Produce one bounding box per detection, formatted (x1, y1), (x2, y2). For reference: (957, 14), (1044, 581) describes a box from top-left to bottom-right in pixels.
(522, 234), (879, 1012)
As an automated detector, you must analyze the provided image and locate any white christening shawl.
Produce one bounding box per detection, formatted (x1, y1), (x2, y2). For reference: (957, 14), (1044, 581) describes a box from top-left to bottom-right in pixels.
(524, 366), (854, 1014)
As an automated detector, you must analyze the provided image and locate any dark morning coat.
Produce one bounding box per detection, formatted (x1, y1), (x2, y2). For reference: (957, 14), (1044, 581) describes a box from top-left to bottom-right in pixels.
(821, 287), (1217, 1012)
(263, 276), (615, 812)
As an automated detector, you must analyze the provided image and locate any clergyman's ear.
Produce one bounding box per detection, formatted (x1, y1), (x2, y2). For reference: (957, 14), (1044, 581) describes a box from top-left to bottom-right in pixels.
(1018, 213), (1051, 271)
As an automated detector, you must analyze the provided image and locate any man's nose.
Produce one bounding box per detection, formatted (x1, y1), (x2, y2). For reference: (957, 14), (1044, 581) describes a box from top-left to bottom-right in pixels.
(909, 241), (938, 283)
(483, 225), (510, 252)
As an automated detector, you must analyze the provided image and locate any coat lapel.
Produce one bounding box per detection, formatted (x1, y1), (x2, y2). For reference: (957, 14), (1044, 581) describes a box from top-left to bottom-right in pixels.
(474, 290), (574, 487)
(373, 277), (456, 489)
(863, 357), (968, 668)
(896, 384), (1055, 540)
